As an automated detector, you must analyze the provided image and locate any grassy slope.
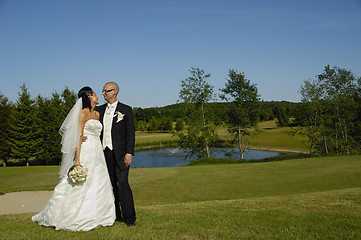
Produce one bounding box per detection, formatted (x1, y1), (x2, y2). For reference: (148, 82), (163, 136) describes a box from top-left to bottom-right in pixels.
(1, 155), (360, 202)
(1, 155), (361, 239)
(2, 188), (360, 239)
(251, 120), (309, 153)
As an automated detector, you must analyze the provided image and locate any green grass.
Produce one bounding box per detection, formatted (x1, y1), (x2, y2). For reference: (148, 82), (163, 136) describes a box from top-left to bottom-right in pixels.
(0, 166), (60, 192)
(251, 120), (309, 152)
(1, 188), (361, 239)
(135, 131), (175, 145)
(251, 127), (308, 153)
(216, 120), (309, 153)
(1, 155), (361, 239)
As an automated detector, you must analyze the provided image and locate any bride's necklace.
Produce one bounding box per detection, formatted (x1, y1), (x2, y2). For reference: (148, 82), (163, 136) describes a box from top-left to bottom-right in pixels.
(90, 110), (96, 119)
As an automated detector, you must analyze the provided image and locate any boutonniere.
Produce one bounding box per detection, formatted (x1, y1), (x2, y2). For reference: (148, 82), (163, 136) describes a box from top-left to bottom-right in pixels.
(114, 111), (125, 123)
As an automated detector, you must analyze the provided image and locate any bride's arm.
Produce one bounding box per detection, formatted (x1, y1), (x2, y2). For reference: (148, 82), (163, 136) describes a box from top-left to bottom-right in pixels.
(74, 110), (87, 165)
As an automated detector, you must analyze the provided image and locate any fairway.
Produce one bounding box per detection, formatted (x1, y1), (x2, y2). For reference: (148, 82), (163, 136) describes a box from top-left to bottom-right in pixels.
(1, 155), (360, 239)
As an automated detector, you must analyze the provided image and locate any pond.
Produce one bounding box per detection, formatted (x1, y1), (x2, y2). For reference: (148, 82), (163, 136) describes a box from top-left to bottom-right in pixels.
(131, 147), (279, 168)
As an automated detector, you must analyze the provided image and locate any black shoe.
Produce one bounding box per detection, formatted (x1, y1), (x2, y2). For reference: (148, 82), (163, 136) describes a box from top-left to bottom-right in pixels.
(126, 221), (136, 227)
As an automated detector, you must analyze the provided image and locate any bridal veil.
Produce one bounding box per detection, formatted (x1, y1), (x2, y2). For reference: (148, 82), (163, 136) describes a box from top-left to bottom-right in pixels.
(58, 98), (82, 177)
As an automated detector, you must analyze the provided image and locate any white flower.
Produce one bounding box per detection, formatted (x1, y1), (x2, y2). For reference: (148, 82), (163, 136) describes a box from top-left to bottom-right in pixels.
(114, 111), (125, 123)
(68, 165), (88, 184)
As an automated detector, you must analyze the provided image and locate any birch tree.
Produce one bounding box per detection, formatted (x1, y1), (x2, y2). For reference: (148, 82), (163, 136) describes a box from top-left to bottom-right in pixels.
(219, 69), (260, 159)
(178, 67), (218, 160)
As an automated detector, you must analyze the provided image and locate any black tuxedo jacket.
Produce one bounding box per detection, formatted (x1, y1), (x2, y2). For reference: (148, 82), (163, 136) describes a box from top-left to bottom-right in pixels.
(98, 102), (135, 169)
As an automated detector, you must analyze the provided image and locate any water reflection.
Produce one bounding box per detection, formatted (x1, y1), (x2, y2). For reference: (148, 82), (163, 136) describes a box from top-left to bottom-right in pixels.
(131, 147), (279, 168)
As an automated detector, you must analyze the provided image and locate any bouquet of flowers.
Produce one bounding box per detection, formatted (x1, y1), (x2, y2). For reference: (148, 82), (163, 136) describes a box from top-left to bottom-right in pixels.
(68, 165), (88, 183)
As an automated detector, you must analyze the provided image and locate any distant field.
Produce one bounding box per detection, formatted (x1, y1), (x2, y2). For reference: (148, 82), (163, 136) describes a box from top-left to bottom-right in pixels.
(135, 120), (309, 153)
(251, 120), (309, 153)
(135, 131), (175, 145)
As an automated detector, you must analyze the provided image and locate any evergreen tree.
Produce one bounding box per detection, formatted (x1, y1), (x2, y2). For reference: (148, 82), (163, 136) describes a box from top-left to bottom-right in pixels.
(33, 95), (48, 162)
(0, 94), (12, 167)
(8, 84), (38, 166)
(61, 87), (77, 115)
(34, 93), (63, 164)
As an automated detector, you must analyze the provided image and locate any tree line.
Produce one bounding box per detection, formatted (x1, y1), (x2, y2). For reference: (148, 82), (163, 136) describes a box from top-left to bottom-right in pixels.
(0, 85), (77, 167)
(1, 65), (359, 166)
(133, 101), (298, 132)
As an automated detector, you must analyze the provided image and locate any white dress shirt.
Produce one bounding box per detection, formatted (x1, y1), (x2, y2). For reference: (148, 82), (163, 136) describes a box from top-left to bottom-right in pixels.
(102, 101), (118, 150)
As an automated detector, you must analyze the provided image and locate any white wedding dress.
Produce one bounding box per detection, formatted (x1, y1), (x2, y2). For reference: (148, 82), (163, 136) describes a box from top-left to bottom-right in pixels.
(32, 119), (116, 231)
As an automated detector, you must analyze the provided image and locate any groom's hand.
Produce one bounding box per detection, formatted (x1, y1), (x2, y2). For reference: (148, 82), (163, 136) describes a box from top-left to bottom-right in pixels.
(82, 136), (87, 142)
(124, 154), (132, 167)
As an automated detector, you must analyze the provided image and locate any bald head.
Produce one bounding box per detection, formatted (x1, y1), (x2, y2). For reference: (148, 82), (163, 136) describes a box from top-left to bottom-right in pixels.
(102, 82), (119, 104)
(105, 82), (119, 94)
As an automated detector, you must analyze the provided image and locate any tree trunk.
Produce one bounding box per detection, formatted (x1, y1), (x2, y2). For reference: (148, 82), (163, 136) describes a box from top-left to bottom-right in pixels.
(238, 126), (244, 160)
(201, 104), (210, 158)
(343, 123), (349, 154)
(334, 121), (339, 154)
(319, 110), (328, 154)
(323, 135), (328, 154)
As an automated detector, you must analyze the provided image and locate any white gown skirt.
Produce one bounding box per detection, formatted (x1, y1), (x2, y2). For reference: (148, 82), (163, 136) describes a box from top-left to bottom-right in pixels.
(32, 120), (116, 231)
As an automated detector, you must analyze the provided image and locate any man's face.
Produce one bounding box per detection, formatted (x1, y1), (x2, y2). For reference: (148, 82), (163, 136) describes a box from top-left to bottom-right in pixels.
(102, 84), (116, 102)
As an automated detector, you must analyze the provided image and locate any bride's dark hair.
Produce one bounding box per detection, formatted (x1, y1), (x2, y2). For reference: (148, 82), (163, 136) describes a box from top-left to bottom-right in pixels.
(78, 86), (93, 110)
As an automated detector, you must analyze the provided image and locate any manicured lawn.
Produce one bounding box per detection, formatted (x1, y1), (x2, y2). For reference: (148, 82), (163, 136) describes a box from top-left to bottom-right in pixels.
(251, 126), (309, 153)
(1, 155), (361, 239)
(0, 166), (59, 193)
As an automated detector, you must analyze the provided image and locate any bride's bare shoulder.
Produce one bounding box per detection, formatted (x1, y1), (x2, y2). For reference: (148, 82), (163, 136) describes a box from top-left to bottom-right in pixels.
(80, 108), (91, 120)
(81, 108), (91, 114)
(94, 110), (100, 120)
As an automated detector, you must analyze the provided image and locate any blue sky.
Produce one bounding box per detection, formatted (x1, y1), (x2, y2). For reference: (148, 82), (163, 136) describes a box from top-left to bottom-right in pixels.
(1, 0), (360, 108)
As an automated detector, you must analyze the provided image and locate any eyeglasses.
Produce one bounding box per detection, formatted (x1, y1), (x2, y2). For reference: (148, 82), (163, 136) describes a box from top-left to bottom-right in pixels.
(102, 89), (114, 94)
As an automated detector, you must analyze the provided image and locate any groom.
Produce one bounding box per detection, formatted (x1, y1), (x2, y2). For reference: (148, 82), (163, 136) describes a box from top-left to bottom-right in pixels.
(98, 81), (136, 227)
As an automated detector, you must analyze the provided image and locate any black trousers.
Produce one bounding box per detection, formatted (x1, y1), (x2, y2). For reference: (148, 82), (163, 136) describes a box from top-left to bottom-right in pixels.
(104, 147), (136, 223)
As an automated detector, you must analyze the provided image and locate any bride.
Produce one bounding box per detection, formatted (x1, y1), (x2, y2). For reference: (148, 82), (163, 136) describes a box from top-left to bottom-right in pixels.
(32, 86), (116, 231)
